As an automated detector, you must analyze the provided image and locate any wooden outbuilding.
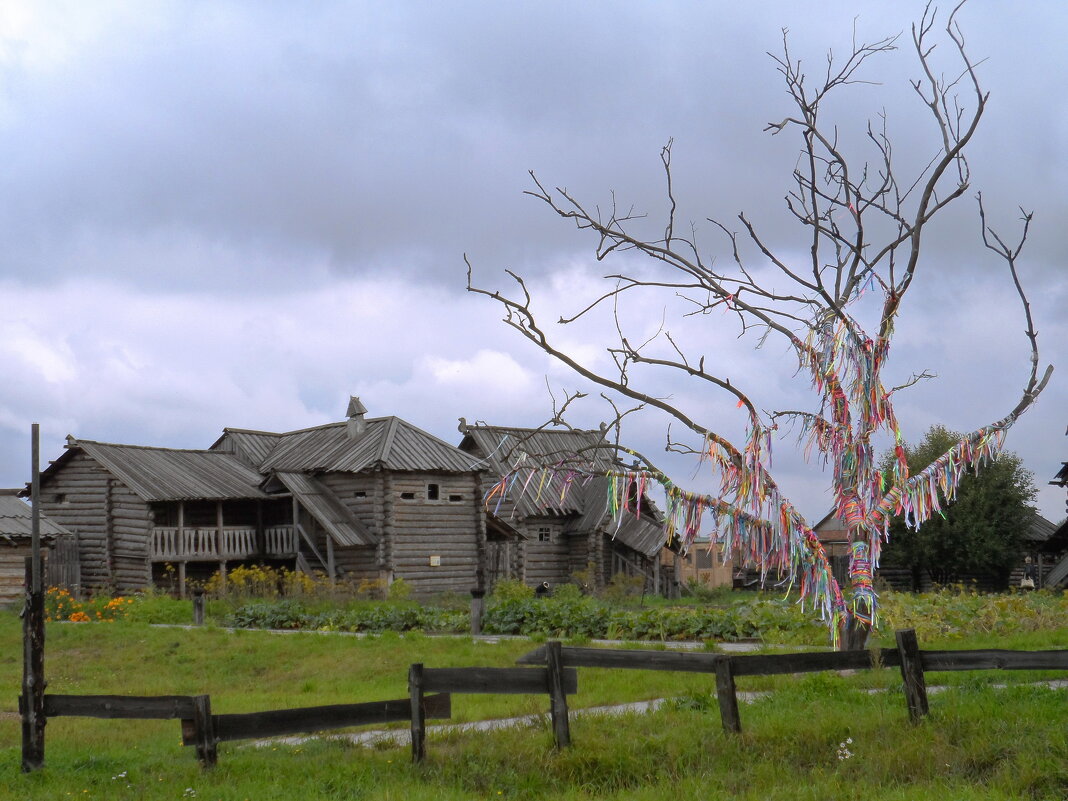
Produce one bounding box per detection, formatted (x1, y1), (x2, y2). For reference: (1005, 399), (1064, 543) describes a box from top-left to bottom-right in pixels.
(0, 490), (71, 604)
(457, 422), (672, 594)
(36, 399), (502, 598)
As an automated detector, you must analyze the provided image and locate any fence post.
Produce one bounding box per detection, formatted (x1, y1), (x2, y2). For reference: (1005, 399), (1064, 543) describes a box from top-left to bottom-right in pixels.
(545, 641), (571, 748)
(895, 628), (929, 723)
(192, 589), (205, 626)
(409, 663), (426, 763)
(21, 558), (46, 772)
(191, 694), (217, 767)
(470, 588), (485, 636)
(714, 656), (741, 734)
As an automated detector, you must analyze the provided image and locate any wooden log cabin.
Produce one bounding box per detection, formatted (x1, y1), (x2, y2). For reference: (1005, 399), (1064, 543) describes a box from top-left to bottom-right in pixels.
(457, 422), (673, 595)
(0, 490), (70, 605)
(36, 399), (503, 598)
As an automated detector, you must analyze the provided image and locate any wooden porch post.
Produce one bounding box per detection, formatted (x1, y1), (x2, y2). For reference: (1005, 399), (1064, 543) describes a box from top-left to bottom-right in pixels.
(177, 502), (186, 599)
(326, 536), (335, 580)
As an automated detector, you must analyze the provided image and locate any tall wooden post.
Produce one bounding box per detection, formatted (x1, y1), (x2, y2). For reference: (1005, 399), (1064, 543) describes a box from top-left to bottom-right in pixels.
(545, 641), (571, 748)
(409, 663), (426, 763)
(192, 694), (217, 767)
(22, 423), (46, 771)
(714, 656), (741, 734)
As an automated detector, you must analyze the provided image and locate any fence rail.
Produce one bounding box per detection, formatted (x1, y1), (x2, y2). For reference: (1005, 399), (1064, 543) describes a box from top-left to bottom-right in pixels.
(150, 526), (298, 561)
(19, 629), (1068, 771)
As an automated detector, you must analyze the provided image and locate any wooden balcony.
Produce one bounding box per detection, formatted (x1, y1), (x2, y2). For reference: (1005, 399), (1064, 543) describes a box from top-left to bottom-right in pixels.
(150, 525), (299, 562)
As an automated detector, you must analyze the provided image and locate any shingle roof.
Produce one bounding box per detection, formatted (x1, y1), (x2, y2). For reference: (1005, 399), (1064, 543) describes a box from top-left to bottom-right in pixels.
(459, 425), (616, 517)
(272, 472), (375, 547)
(258, 417), (481, 474)
(0, 492), (67, 541)
(68, 440), (269, 502)
(459, 423), (666, 553)
(212, 429), (283, 467)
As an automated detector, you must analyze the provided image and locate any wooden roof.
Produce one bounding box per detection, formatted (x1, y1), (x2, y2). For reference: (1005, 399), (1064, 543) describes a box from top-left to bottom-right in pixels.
(224, 417), (482, 475)
(0, 492), (66, 541)
(270, 472), (375, 547)
(459, 423), (668, 554)
(51, 440), (270, 502)
(458, 424), (616, 518)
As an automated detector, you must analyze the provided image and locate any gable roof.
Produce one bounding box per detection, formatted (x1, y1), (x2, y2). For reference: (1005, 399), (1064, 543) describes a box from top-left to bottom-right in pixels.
(52, 439), (269, 502)
(0, 491), (67, 541)
(459, 424), (617, 517)
(458, 423), (667, 552)
(255, 417), (481, 474)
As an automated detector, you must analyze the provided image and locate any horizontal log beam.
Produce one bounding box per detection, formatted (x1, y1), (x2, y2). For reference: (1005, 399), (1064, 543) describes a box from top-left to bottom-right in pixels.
(921, 649), (1068, 671)
(181, 693), (452, 744)
(423, 666), (577, 695)
(36, 694), (195, 719)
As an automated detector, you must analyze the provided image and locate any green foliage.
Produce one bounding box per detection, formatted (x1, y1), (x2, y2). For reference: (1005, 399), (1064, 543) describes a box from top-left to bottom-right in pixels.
(880, 425), (1037, 588)
(387, 576), (411, 601)
(490, 577), (535, 601)
(599, 572), (646, 603)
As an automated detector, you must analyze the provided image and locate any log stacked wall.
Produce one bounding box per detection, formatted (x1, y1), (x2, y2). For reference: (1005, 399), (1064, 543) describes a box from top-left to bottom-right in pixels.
(0, 542), (34, 604)
(316, 472), (379, 580)
(107, 482), (152, 592)
(389, 472), (482, 596)
(39, 452), (112, 591)
(520, 519), (571, 587)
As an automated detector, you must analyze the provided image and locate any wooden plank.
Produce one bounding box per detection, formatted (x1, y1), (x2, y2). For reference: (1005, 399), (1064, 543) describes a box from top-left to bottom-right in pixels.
(193, 694), (451, 744)
(423, 666), (578, 695)
(715, 657), (741, 734)
(410, 663), (425, 764)
(192, 695), (217, 768)
(920, 649), (1068, 672)
(43, 694), (196, 719)
(545, 641), (571, 748)
(21, 566), (45, 772)
(518, 645), (899, 676)
(896, 629), (929, 723)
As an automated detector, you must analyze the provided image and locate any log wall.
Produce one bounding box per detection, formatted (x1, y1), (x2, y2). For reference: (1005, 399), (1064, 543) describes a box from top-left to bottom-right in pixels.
(388, 472), (483, 596)
(40, 452), (113, 592)
(0, 542), (34, 604)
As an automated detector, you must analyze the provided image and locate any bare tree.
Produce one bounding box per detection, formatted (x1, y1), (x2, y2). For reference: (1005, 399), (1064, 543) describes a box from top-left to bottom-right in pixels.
(467, 3), (1052, 645)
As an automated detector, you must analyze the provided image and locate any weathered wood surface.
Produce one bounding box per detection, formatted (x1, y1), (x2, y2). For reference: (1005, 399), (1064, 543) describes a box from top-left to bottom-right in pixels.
(896, 629), (929, 723)
(191, 695), (217, 768)
(409, 663), (426, 763)
(714, 657), (741, 734)
(423, 666), (578, 695)
(21, 566), (45, 772)
(179, 694), (451, 744)
(517, 644), (899, 675)
(545, 641), (571, 748)
(920, 648), (1068, 671)
(41, 694), (196, 719)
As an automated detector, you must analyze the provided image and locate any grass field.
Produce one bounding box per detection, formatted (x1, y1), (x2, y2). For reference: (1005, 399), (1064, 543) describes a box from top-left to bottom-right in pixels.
(1, 607), (1066, 799)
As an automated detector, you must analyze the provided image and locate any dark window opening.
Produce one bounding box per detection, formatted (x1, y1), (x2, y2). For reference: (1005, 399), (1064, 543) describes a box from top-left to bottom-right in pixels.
(400, 492), (416, 500)
(427, 483), (440, 501)
(448, 494), (463, 502)
(537, 527), (553, 543)
(353, 491), (367, 498)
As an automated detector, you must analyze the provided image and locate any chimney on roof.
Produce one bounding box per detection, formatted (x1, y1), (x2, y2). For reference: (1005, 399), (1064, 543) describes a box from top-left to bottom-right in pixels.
(346, 396), (368, 440)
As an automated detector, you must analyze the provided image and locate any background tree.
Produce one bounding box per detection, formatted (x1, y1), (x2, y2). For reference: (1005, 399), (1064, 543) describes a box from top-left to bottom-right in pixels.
(467, 4), (1052, 645)
(879, 425), (1037, 590)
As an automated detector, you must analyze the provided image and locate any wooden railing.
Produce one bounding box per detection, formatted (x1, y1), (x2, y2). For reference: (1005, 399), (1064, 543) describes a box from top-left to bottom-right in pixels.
(150, 526), (298, 561)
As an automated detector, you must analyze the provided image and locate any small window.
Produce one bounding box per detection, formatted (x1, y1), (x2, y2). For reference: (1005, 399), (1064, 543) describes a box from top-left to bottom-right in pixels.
(537, 526), (553, 543)
(353, 491), (367, 498)
(400, 492), (416, 500)
(448, 494), (463, 502)
(427, 483), (440, 501)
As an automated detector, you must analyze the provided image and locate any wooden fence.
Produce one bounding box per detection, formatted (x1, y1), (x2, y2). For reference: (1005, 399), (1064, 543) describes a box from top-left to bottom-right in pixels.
(518, 630), (1068, 733)
(20, 627), (1067, 770)
(409, 641), (578, 762)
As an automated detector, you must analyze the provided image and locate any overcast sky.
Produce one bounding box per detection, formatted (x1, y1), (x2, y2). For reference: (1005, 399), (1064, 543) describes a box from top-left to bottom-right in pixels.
(0, 1), (1064, 525)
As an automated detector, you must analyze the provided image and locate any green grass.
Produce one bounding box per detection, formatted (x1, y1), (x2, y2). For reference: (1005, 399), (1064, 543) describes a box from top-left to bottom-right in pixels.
(1, 605), (1066, 800)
